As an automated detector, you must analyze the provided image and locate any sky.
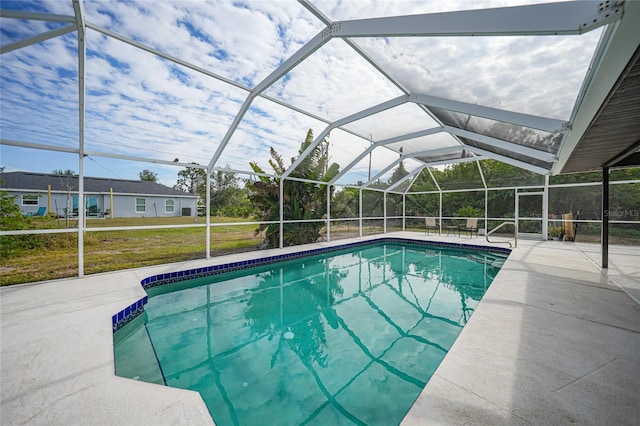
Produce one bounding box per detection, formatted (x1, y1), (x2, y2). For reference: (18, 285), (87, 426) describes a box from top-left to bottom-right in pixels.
(0, 0), (603, 188)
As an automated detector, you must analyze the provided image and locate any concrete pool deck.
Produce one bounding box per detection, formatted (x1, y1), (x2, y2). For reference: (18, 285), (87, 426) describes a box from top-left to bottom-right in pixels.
(1, 233), (639, 425)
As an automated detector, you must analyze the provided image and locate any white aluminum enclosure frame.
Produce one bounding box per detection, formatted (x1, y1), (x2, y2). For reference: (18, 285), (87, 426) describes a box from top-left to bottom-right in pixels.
(0, 0), (633, 276)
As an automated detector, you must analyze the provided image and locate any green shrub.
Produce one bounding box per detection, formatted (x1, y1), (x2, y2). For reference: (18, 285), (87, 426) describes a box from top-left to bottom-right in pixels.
(548, 226), (564, 238)
(456, 206), (482, 218)
(0, 190), (44, 258)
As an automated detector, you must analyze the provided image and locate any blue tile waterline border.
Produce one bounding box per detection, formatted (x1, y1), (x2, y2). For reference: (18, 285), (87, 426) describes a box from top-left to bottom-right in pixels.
(112, 296), (147, 333)
(112, 237), (511, 332)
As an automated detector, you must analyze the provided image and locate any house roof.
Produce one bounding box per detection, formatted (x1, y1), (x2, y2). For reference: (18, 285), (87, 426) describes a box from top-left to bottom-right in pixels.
(0, 171), (194, 197)
(557, 7), (640, 174)
(560, 45), (640, 172)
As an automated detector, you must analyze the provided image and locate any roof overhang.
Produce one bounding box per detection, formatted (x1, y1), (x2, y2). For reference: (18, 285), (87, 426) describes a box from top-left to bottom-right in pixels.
(555, 0), (640, 173)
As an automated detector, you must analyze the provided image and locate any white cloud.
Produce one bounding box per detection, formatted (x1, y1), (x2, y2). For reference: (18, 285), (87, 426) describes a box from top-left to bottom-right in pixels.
(264, 38), (404, 122)
(0, 0), (608, 186)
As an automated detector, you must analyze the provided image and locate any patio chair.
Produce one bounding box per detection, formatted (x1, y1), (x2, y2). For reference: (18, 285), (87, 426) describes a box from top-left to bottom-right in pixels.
(425, 217), (439, 235)
(459, 218), (478, 238)
(27, 206), (46, 217)
(87, 206), (102, 217)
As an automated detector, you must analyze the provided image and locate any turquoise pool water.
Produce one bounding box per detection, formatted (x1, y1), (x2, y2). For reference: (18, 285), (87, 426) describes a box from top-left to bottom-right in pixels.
(114, 242), (507, 425)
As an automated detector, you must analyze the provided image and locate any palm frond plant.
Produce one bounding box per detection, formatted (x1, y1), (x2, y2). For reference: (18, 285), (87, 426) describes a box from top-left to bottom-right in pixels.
(248, 129), (340, 248)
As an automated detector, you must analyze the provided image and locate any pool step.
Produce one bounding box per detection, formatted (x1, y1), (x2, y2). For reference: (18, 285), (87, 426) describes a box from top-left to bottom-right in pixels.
(467, 253), (506, 268)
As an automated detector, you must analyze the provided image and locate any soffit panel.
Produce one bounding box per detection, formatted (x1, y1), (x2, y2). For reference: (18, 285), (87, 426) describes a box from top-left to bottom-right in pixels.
(562, 45), (640, 173)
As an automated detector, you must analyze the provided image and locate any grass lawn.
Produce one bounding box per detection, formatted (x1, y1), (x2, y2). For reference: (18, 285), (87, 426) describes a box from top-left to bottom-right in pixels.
(0, 217), (263, 286)
(3, 216), (636, 286)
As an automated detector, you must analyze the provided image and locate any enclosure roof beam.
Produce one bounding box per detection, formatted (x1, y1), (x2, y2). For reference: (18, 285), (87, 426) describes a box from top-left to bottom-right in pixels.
(427, 167), (441, 192)
(85, 22), (329, 173)
(81, 151), (206, 170)
(375, 127), (444, 146)
(445, 126), (557, 163)
(282, 95), (409, 180)
(403, 167), (428, 194)
(464, 146), (549, 175)
(298, 0), (466, 145)
(413, 94), (566, 133)
(87, 24), (248, 92)
(331, 1), (623, 38)
(361, 157), (403, 189)
(407, 147), (483, 169)
(328, 145), (376, 185)
(386, 165), (426, 192)
(0, 24), (76, 54)
(328, 126), (442, 185)
(298, 0), (414, 98)
(0, 138), (208, 169)
(0, 9), (75, 23)
(251, 30), (330, 95)
(423, 156), (485, 169)
(333, 95), (410, 129)
(1, 139), (79, 155)
(209, 29), (333, 170)
(84, 22), (372, 150)
(405, 146), (468, 160)
(476, 160), (488, 189)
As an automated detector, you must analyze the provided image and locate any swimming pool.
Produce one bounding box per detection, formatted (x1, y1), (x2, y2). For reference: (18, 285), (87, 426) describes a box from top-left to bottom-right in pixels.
(113, 239), (509, 425)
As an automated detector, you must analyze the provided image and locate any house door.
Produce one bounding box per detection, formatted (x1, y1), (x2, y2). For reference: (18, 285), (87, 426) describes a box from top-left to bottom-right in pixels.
(72, 196), (98, 215)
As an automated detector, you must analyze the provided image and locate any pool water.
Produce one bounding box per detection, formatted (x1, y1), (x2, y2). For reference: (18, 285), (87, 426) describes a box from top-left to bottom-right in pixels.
(114, 242), (507, 425)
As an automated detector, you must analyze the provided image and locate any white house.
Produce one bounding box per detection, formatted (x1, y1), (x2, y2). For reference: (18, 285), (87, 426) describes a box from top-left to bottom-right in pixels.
(1, 171), (198, 218)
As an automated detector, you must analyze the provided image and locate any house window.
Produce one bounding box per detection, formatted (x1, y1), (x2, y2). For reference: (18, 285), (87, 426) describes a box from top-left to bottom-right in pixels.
(22, 194), (38, 205)
(135, 198), (146, 213)
(165, 199), (174, 213)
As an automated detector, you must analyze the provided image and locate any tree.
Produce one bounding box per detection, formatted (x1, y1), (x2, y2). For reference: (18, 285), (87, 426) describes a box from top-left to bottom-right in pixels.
(210, 168), (255, 217)
(388, 161), (409, 185)
(139, 169), (158, 183)
(52, 169), (75, 176)
(248, 129), (340, 248)
(174, 165), (206, 198)
(53, 169), (77, 226)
